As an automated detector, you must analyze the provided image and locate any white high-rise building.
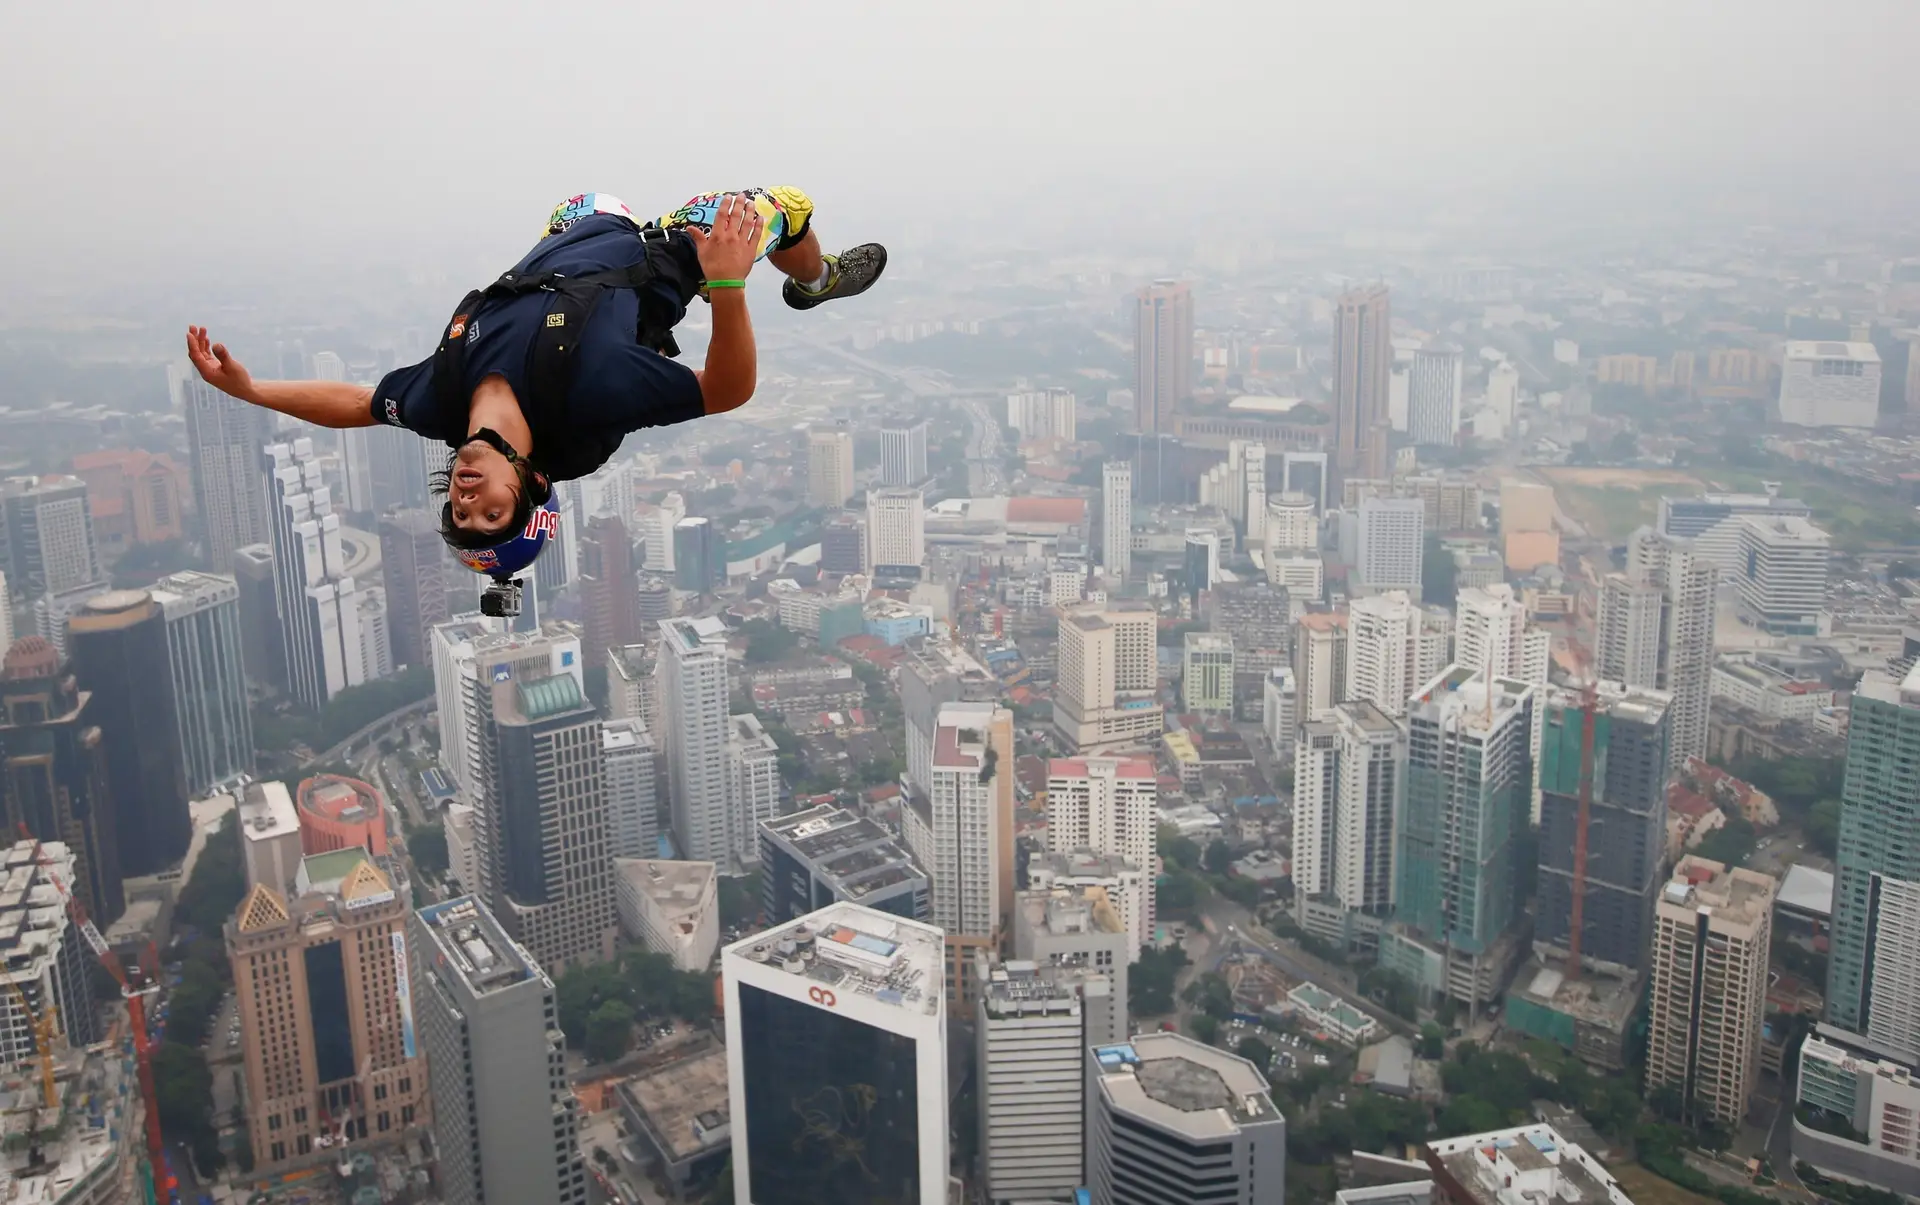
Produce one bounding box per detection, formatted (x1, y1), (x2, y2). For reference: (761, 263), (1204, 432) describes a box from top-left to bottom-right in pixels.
(1346, 591), (1447, 718)
(1053, 606), (1162, 753)
(806, 428), (856, 507)
(723, 903), (950, 1205)
(264, 438), (366, 709)
(867, 487), (926, 570)
(603, 717), (659, 860)
(1779, 340), (1882, 429)
(1224, 439), (1267, 528)
(659, 616), (734, 866)
(1268, 552), (1325, 601)
(1454, 583), (1550, 685)
(1657, 492), (1813, 576)
(1007, 388), (1077, 442)
(1101, 462), (1133, 581)
(354, 584), (392, 682)
(880, 422), (929, 487)
(1487, 360), (1521, 428)
(1044, 756), (1157, 960)
(727, 713), (781, 866)
(0, 571), (11, 650)
(1263, 666), (1297, 755)
(1735, 515), (1831, 637)
(1355, 496), (1425, 595)
(1293, 702), (1405, 941)
(903, 701), (1014, 1001)
(977, 962), (1086, 1203)
(1265, 491), (1318, 553)
(182, 374), (275, 571)
(639, 492), (686, 572)
(1596, 528), (1716, 769)
(1409, 347), (1464, 447)
(1293, 612), (1348, 723)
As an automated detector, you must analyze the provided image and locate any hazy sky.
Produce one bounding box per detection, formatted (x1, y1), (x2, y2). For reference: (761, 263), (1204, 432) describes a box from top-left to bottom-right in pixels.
(5, 0), (1917, 288)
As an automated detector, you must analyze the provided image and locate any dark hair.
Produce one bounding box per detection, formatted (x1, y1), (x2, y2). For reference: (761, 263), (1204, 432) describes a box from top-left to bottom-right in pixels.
(429, 449), (551, 551)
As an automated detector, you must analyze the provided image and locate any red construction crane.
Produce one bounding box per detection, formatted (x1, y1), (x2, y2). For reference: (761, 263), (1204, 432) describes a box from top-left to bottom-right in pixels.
(1564, 640), (1599, 982)
(17, 827), (173, 1201)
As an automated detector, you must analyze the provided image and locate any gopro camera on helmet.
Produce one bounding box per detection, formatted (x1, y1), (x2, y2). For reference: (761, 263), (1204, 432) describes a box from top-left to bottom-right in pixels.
(479, 577), (523, 618)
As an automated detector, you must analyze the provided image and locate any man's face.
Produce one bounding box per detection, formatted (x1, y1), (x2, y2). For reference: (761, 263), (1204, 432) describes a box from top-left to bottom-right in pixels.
(449, 441), (519, 536)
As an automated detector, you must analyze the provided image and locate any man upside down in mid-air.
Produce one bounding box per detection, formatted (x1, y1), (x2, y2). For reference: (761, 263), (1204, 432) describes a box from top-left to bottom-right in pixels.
(187, 187), (885, 604)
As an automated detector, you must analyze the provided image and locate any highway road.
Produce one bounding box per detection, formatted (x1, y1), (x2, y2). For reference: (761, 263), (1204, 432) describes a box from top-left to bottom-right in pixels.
(1197, 893), (1413, 1037)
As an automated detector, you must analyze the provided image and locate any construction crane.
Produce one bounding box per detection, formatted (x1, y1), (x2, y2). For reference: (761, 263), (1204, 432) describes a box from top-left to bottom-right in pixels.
(2, 976), (56, 1110)
(16, 828), (174, 1203)
(1564, 638), (1600, 983)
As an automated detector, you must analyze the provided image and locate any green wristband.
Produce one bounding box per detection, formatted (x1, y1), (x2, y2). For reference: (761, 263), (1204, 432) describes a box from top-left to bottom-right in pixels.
(705, 279), (746, 289)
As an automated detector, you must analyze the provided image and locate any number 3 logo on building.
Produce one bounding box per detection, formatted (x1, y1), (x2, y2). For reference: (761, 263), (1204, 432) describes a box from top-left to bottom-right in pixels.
(808, 987), (837, 1008)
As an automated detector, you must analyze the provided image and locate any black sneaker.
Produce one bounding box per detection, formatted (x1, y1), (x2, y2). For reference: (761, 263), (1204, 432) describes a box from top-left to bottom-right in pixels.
(783, 244), (888, 311)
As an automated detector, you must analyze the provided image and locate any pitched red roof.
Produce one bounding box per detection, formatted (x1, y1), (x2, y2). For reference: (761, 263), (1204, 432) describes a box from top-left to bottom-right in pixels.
(1007, 497), (1086, 524)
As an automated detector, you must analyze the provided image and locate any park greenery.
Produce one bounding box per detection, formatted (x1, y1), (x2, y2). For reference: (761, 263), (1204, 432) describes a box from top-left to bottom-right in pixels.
(555, 950), (717, 1065)
(251, 664), (433, 757)
(739, 618), (799, 664)
(406, 823), (450, 878)
(174, 811), (247, 933)
(1128, 945), (1189, 1017)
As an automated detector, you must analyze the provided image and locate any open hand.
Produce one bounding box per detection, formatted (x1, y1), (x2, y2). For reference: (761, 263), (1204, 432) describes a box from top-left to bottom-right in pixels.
(186, 326), (256, 401)
(681, 193), (763, 285)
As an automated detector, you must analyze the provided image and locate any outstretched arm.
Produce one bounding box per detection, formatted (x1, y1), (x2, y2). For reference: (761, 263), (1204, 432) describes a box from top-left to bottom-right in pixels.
(683, 195), (761, 415)
(185, 326), (378, 428)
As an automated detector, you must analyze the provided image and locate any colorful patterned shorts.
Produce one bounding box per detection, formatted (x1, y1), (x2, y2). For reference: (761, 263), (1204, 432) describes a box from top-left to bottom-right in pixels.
(542, 187), (815, 259)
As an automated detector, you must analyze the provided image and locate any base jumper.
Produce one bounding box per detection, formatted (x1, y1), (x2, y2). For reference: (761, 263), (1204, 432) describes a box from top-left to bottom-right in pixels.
(186, 187), (886, 615)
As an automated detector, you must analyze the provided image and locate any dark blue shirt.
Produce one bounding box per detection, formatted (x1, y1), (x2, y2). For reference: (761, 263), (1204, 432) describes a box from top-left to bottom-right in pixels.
(371, 213), (705, 480)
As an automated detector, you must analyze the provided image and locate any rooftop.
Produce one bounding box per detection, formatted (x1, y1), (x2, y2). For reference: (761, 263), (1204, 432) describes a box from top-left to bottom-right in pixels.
(1738, 514), (1831, 545)
(982, 960), (1081, 1018)
(760, 806), (927, 900)
(239, 781), (299, 844)
(1019, 881), (1128, 939)
(1030, 849), (1141, 885)
(1048, 756), (1155, 781)
(619, 1047), (732, 1164)
(296, 774), (385, 825)
(1786, 340), (1879, 363)
(417, 896), (539, 996)
(1510, 953), (1642, 1030)
(1185, 631), (1234, 654)
(1426, 1123), (1632, 1205)
(0, 842), (78, 987)
(615, 859), (716, 920)
(1778, 864), (1835, 919)
(725, 901), (945, 1019)
(1660, 857), (1777, 926)
(1092, 1032), (1280, 1140)
(1411, 667), (1534, 733)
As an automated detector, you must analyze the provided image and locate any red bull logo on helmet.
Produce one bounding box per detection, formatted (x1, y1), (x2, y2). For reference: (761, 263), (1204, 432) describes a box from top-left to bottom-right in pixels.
(524, 507), (561, 539)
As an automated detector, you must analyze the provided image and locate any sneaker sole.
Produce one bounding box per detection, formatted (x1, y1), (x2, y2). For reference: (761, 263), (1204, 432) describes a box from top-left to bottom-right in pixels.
(785, 243), (888, 311)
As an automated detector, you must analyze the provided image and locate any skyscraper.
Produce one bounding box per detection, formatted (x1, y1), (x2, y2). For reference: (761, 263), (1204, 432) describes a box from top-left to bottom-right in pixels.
(1657, 491), (1812, 575)
(1647, 857), (1775, 1126)
(1828, 663), (1920, 1057)
(639, 492), (686, 573)
(1054, 605), (1162, 753)
(903, 701), (1014, 1003)
(1183, 631), (1235, 716)
(977, 963), (1087, 1204)
(147, 570), (254, 795)
(1595, 528), (1715, 770)
(1293, 611), (1348, 723)
(866, 487), (926, 570)
(0, 572), (11, 651)
(1354, 495), (1424, 595)
(1381, 667), (1535, 1010)
(821, 514), (869, 574)
(1535, 682), (1673, 969)
(1332, 284), (1392, 483)
(265, 439), (366, 709)
(414, 895), (587, 1205)
(760, 804), (932, 924)
(182, 375), (274, 570)
(1408, 347), (1464, 447)
(0, 476), (100, 597)
(1045, 756), (1157, 960)
(602, 717), (659, 860)
(1734, 515), (1831, 636)
(66, 591), (190, 878)
(901, 640), (998, 801)
(672, 516), (722, 593)
(469, 637), (615, 971)
(1101, 461), (1133, 582)
(1007, 390), (1078, 443)
(0, 637), (123, 923)
(881, 421), (930, 487)
(228, 849), (428, 1167)
(1454, 584), (1551, 685)
(232, 543), (286, 691)
(1778, 340), (1882, 429)
(806, 428), (856, 507)
(0, 838), (100, 1063)
(1292, 701), (1404, 948)
(727, 713), (781, 867)
(723, 902), (950, 1205)
(578, 514), (642, 669)
(1133, 280), (1193, 435)
(659, 617), (734, 866)
(378, 508), (458, 670)
(1346, 592), (1448, 718)
(1085, 1033), (1287, 1205)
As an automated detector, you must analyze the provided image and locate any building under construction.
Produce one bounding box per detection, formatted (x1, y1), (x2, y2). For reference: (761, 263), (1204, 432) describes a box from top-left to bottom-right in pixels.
(1505, 950), (1643, 1072)
(1535, 681), (1674, 971)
